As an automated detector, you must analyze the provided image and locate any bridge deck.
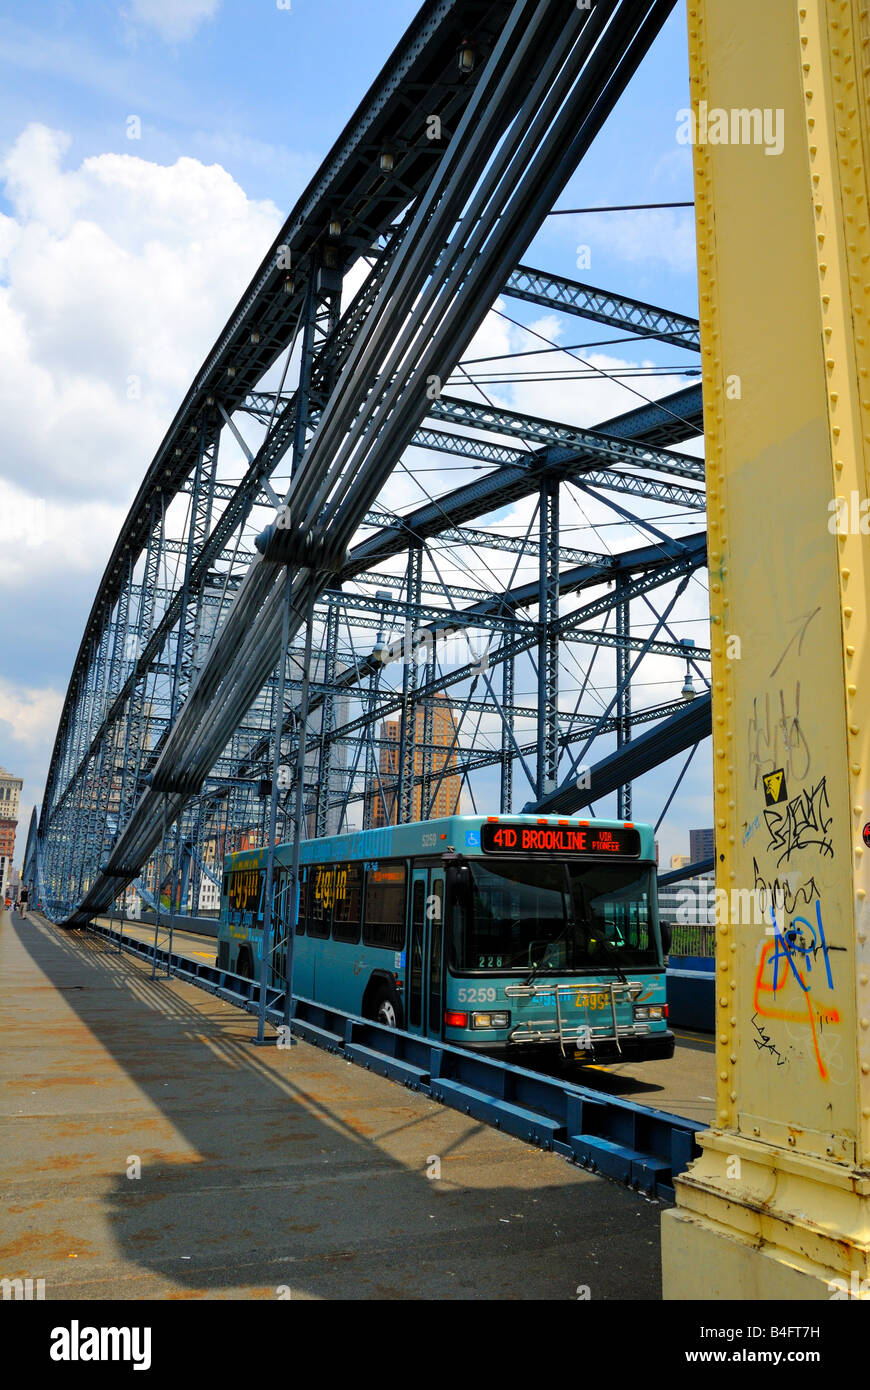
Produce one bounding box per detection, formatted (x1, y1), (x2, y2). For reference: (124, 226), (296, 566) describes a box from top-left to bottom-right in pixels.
(1, 910), (662, 1300)
(106, 915), (717, 1127)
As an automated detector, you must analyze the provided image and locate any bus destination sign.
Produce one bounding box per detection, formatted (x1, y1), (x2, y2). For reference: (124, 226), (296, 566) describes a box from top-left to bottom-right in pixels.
(480, 822), (640, 856)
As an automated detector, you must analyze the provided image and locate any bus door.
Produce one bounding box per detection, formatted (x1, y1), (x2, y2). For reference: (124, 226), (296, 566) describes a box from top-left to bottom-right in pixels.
(293, 866), (314, 999)
(407, 867), (445, 1041)
(427, 869), (445, 1041)
(274, 868), (295, 989)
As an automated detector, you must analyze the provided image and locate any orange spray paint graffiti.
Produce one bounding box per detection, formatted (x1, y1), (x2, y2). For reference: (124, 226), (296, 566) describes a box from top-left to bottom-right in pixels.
(753, 902), (841, 1081)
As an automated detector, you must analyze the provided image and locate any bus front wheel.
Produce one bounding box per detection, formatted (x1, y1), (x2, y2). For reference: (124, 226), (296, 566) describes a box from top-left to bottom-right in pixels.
(236, 949), (253, 980)
(371, 985), (403, 1030)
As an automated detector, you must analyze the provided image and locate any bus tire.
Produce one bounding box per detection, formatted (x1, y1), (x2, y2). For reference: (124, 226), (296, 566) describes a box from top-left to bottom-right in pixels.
(371, 983), (403, 1030)
(236, 948), (253, 980)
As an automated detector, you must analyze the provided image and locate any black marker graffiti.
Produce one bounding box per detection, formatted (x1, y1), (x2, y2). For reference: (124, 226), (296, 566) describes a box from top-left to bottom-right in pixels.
(764, 775), (833, 867)
(751, 1013), (788, 1066)
(752, 858), (820, 916)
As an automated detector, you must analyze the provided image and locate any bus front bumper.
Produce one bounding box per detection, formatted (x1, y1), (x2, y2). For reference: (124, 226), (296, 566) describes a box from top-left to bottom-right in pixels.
(453, 1029), (675, 1064)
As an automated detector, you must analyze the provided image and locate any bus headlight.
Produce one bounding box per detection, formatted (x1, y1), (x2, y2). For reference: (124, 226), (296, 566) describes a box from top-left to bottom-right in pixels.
(471, 1011), (511, 1029)
(634, 1005), (664, 1020)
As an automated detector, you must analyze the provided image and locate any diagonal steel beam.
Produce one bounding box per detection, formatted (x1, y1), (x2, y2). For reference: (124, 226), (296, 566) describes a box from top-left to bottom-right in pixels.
(504, 263), (700, 349)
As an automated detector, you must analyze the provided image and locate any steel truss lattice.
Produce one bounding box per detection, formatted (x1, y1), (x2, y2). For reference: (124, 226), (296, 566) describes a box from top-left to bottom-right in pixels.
(33, 0), (709, 927)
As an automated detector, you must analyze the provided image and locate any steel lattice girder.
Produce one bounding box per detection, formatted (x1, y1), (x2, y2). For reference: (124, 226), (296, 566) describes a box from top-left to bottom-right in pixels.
(349, 381), (704, 573)
(37, 0), (702, 925)
(427, 395), (704, 479)
(41, 0), (523, 827)
(503, 263), (701, 349)
(69, 0), (681, 922)
(326, 537), (706, 744)
(530, 692), (713, 815)
(243, 531), (707, 767)
(332, 695), (698, 809)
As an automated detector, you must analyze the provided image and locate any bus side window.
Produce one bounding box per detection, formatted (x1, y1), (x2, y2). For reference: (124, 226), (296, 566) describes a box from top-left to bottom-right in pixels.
(363, 862), (406, 949)
(332, 862), (362, 944)
(308, 864), (331, 939)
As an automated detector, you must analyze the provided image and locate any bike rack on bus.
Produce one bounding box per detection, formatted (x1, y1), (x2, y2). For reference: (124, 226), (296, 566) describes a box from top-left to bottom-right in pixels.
(84, 919), (704, 1203)
(504, 979), (648, 1056)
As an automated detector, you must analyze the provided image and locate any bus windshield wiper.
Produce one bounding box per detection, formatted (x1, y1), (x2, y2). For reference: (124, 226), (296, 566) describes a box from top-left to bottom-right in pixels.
(586, 925), (629, 985)
(523, 916), (574, 986)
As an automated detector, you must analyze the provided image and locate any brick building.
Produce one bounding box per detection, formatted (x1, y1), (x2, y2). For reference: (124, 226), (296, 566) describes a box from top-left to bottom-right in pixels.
(0, 767), (23, 900)
(368, 694), (461, 826)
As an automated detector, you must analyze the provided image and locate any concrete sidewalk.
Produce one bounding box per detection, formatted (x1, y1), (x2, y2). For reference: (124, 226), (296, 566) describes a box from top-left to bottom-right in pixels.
(0, 910), (663, 1300)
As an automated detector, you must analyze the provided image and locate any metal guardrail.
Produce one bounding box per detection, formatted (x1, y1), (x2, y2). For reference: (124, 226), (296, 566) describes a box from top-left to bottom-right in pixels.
(86, 921), (704, 1203)
(668, 923), (716, 957)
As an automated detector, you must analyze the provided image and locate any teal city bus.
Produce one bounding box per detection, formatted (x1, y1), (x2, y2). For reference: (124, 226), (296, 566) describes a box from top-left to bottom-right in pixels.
(217, 813), (674, 1064)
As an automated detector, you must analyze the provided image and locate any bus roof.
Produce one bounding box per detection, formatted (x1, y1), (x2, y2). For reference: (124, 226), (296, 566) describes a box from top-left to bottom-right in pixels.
(224, 814), (656, 872)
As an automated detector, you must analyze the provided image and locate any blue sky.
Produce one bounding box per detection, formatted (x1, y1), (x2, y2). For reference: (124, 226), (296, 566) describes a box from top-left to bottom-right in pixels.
(0, 0), (711, 866)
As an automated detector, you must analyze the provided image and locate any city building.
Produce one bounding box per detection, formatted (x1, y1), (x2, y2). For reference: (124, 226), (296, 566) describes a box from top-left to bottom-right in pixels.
(368, 694), (461, 826)
(670, 854), (691, 871)
(689, 827), (715, 863)
(658, 870), (716, 932)
(0, 767), (23, 900)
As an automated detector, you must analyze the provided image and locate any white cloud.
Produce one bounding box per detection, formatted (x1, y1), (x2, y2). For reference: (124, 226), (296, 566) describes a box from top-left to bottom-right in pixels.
(0, 679), (64, 752)
(581, 207), (697, 274)
(0, 119), (287, 805)
(0, 475), (125, 590)
(0, 123), (282, 514)
(123, 0), (220, 44)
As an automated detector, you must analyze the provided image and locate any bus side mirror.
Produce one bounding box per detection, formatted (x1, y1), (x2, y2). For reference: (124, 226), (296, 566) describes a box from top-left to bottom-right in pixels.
(660, 920), (672, 956)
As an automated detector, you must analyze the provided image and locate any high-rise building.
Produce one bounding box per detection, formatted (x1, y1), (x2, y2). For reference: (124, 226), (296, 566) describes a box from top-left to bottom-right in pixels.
(689, 828), (715, 863)
(0, 767), (23, 900)
(368, 694), (461, 826)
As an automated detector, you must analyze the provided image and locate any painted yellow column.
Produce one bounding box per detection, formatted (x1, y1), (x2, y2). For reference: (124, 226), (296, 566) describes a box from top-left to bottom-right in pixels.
(662, 0), (870, 1299)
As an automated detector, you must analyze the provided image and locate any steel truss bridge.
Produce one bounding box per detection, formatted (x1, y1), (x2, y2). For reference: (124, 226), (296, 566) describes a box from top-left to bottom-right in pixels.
(32, 0), (711, 925)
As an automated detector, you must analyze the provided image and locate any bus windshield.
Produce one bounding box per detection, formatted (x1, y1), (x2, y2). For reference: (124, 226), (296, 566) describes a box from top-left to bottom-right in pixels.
(451, 858), (660, 973)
